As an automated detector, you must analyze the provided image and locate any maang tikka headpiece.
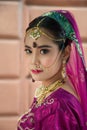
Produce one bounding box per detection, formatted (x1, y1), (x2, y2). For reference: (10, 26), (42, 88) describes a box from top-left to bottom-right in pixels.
(26, 17), (65, 42)
(29, 27), (41, 40)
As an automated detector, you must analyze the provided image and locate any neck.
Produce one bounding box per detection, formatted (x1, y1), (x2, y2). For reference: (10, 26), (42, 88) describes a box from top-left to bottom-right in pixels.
(42, 70), (64, 87)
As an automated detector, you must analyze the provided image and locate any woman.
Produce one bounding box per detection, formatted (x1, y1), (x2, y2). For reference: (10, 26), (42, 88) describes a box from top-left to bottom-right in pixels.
(17, 10), (87, 130)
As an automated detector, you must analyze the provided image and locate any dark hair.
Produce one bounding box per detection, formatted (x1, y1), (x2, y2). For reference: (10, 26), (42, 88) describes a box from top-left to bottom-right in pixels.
(26, 16), (72, 51)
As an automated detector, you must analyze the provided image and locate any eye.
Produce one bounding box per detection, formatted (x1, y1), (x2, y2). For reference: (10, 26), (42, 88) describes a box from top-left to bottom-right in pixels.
(24, 49), (32, 54)
(40, 49), (49, 54)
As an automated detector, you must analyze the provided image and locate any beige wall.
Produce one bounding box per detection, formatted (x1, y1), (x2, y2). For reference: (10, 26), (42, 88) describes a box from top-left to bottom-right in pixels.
(0, 1), (87, 130)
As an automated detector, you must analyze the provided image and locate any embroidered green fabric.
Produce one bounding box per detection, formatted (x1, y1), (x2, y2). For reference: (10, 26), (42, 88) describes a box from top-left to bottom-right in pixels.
(42, 11), (84, 64)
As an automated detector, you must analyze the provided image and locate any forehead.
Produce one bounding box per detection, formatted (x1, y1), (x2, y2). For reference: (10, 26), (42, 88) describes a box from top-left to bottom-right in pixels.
(25, 33), (57, 47)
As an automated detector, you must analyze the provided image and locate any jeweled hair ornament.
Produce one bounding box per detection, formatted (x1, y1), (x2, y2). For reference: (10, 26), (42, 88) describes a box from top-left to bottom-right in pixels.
(26, 17), (65, 42)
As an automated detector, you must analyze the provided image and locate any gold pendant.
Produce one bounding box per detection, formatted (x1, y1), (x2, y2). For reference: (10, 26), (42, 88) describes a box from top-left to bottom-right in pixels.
(35, 85), (45, 98)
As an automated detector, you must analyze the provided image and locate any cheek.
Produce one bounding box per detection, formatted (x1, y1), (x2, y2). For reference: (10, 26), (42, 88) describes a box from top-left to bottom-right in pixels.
(41, 56), (56, 67)
(25, 55), (32, 70)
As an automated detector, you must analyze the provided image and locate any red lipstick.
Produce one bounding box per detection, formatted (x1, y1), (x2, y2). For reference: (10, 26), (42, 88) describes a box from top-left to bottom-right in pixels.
(31, 69), (43, 74)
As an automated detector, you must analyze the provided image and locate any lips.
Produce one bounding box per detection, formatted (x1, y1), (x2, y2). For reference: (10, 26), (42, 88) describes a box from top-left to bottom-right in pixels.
(31, 69), (43, 74)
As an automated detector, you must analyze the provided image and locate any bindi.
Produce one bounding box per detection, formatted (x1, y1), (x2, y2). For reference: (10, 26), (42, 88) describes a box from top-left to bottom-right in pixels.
(33, 42), (37, 48)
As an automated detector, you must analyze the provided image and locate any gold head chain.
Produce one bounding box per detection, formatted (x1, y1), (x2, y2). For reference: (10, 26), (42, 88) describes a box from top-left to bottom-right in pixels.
(26, 17), (65, 42)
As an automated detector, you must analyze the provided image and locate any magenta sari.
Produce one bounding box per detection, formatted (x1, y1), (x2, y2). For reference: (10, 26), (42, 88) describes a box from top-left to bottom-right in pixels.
(17, 88), (86, 129)
(17, 10), (87, 130)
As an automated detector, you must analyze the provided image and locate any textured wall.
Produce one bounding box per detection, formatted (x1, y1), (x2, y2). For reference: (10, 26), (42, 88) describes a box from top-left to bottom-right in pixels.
(0, 0), (87, 130)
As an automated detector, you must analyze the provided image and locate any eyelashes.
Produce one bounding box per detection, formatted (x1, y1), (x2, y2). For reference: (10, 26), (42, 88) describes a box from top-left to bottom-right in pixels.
(24, 49), (32, 54)
(24, 49), (50, 55)
(40, 49), (50, 54)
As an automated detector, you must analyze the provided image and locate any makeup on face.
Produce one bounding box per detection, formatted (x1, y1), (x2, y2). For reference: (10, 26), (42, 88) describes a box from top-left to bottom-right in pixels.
(31, 69), (43, 74)
(24, 34), (63, 82)
(24, 43), (54, 68)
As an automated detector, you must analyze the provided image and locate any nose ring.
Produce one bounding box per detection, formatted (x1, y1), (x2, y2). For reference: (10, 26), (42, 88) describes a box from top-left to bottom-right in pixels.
(35, 64), (40, 68)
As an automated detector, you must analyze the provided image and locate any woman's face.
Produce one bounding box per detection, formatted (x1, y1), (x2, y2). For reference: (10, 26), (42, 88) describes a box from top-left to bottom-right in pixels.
(24, 31), (64, 82)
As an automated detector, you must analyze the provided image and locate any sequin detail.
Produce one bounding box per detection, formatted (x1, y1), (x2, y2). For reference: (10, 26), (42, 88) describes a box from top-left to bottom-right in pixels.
(17, 112), (35, 130)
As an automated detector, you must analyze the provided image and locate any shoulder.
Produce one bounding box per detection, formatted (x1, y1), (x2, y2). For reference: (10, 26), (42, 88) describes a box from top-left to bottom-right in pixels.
(53, 88), (82, 113)
(52, 88), (85, 123)
(35, 88), (81, 118)
(42, 88), (85, 128)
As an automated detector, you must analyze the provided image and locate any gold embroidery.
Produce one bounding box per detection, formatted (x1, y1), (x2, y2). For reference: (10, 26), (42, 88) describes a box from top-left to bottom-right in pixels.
(17, 111), (35, 130)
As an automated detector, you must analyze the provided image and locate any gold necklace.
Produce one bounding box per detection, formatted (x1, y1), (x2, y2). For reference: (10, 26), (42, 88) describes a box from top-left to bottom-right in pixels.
(35, 79), (64, 105)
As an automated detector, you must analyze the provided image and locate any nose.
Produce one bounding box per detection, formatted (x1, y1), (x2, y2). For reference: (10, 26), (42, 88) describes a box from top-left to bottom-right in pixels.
(31, 52), (39, 66)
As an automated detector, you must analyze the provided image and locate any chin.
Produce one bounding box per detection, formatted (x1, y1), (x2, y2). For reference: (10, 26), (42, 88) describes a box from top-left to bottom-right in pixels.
(32, 76), (45, 82)
(33, 78), (43, 81)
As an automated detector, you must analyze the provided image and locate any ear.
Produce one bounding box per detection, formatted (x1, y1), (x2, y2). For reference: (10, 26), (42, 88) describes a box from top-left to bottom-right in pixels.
(63, 45), (71, 61)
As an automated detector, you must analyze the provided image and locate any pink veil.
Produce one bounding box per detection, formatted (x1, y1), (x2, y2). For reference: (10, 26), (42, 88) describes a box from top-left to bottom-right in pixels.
(57, 10), (87, 127)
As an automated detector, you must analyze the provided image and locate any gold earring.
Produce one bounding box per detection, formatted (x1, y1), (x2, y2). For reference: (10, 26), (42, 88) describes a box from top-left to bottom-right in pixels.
(61, 59), (66, 80)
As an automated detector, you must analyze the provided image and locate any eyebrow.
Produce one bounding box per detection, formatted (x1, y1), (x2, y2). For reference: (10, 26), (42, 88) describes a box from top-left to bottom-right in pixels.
(25, 45), (31, 49)
(25, 45), (52, 49)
